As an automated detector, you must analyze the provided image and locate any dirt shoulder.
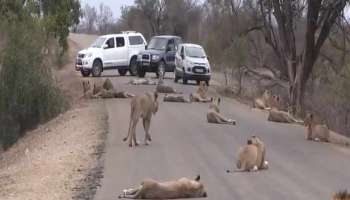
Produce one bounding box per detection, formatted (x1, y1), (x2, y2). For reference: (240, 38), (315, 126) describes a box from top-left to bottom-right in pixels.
(0, 34), (108, 200)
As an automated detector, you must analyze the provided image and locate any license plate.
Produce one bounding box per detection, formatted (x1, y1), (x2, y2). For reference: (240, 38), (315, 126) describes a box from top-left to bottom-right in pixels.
(196, 68), (204, 73)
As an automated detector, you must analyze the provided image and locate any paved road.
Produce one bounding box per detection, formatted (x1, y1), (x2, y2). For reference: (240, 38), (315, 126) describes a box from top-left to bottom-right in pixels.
(69, 34), (350, 200)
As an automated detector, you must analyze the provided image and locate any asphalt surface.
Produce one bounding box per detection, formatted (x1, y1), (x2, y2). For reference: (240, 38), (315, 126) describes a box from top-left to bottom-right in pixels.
(69, 34), (350, 200)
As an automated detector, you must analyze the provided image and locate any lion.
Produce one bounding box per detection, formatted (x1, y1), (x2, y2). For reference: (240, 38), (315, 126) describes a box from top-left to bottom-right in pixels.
(227, 136), (268, 173)
(118, 175), (207, 199)
(156, 78), (179, 94)
(304, 113), (330, 142)
(123, 92), (159, 147)
(267, 108), (303, 124)
(129, 78), (157, 85)
(163, 94), (190, 103)
(103, 78), (114, 90)
(190, 81), (211, 102)
(254, 90), (272, 110)
(333, 190), (350, 200)
(250, 136), (268, 170)
(81, 80), (98, 99)
(207, 97), (236, 125)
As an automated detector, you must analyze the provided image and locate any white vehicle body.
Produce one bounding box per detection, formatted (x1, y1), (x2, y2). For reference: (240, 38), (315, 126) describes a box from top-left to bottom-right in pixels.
(75, 31), (147, 77)
(175, 43), (211, 85)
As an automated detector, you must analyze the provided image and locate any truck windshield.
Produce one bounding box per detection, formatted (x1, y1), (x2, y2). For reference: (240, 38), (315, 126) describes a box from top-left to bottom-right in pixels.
(185, 47), (206, 58)
(147, 37), (168, 51)
(91, 37), (106, 48)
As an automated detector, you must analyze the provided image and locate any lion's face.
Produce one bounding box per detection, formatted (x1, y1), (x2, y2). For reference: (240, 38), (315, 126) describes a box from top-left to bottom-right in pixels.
(190, 175), (207, 198)
(304, 113), (313, 127)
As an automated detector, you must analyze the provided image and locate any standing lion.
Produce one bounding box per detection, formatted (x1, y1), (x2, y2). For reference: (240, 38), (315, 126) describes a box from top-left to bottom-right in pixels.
(123, 92), (159, 147)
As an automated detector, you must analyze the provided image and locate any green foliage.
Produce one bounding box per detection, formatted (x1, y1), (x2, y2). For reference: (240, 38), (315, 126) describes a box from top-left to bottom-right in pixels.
(0, 0), (74, 149)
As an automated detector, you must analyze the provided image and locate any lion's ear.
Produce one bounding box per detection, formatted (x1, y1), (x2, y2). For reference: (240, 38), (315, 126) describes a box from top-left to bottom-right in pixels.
(195, 175), (200, 182)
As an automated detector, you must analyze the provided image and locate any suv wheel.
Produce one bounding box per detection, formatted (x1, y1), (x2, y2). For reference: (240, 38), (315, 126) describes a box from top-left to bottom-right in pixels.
(118, 69), (128, 76)
(81, 69), (91, 77)
(156, 61), (166, 79)
(92, 60), (102, 77)
(129, 57), (138, 76)
(137, 65), (146, 77)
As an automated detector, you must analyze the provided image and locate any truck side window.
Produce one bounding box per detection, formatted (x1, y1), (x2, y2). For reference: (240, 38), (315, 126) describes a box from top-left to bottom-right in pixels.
(167, 39), (175, 51)
(105, 38), (115, 49)
(116, 37), (125, 47)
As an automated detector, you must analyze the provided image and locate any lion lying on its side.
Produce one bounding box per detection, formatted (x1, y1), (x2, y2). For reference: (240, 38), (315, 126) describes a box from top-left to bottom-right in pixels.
(267, 108), (303, 124)
(163, 94), (191, 103)
(82, 79), (134, 99)
(118, 175), (207, 199)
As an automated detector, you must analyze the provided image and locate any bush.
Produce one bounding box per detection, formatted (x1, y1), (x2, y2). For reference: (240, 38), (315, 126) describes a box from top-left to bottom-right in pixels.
(0, 19), (67, 149)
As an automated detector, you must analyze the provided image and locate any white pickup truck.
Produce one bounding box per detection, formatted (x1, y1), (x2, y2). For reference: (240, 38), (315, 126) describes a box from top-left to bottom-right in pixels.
(75, 31), (147, 77)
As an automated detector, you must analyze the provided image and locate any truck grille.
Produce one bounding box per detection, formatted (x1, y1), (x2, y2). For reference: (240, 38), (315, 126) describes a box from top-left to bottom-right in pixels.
(78, 53), (85, 58)
(192, 66), (207, 74)
(142, 54), (150, 60)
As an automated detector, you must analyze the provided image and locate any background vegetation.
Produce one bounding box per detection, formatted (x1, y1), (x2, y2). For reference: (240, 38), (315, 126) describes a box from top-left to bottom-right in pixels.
(0, 0), (81, 149)
(76, 0), (350, 136)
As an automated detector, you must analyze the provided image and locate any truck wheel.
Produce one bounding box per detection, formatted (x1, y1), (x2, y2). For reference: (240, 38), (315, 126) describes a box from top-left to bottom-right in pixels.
(118, 69), (128, 76)
(81, 69), (91, 77)
(129, 57), (138, 76)
(137, 65), (146, 77)
(156, 61), (166, 79)
(92, 60), (102, 77)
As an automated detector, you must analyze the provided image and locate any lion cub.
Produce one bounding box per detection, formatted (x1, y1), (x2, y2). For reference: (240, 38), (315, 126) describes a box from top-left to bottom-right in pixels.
(118, 175), (207, 199)
(304, 113), (330, 142)
(190, 81), (211, 102)
(228, 136), (268, 172)
(123, 92), (159, 147)
(207, 97), (236, 125)
(333, 190), (350, 200)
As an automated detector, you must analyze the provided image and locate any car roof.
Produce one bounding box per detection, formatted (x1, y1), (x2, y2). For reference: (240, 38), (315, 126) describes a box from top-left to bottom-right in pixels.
(180, 43), (203, 48)
(100, 32), (143, 38)
(152, 35), (182, 40)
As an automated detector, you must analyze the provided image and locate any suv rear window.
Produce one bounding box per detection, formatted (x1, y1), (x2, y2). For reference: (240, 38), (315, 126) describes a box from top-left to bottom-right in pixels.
(116, 37), (125, 47)
(129, 36), (144, 45)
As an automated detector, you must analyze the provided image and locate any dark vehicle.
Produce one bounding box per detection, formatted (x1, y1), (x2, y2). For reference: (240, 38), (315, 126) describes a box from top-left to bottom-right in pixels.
(137, 35), (182, 77)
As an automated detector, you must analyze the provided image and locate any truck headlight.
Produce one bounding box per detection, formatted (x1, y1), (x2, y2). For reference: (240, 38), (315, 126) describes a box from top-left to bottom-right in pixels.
(152, 55), (160, 61)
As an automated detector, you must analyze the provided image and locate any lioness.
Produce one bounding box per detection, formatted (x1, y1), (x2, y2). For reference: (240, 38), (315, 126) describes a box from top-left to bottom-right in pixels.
(81, 80), (98, 99)
(267, 108), (303, 124)
(333, 190), (350, 200)
(129, 78), (157, 85)
(190, 81), (211, 102)
(123, 92), (159, 147)
(207, 97), (236, 125)
(304, 113), (330, 142)
(227, 136), (268, 172)
(118, 175), (207, 199)
(163, 94), (190, 103)
(254, 90), (272, 110)
(103, 78), (114, 90)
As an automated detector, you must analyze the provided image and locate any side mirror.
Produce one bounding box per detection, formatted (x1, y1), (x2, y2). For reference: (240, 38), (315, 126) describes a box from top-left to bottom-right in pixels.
(103, 44), (108, 49)
(181, 54), (185, 60)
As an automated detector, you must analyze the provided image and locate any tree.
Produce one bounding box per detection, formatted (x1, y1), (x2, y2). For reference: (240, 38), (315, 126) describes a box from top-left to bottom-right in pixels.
(259, 0), (350, 114)
(96, 3), (114, 34)
(83, 4), (97, 33)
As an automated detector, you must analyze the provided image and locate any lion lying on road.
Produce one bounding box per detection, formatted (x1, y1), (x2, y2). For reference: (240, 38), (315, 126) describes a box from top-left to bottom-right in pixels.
(129, 78), (157, 85)
(227, 136), (268, 172)
(123, 92), (159, 147)
(156, 78), (180, 94)
(82, 79), (135, 99)
(190, 81), (211, 102)
(267, 108), (303, 124)
(118, 175), (207, 199)
(163, 94), (190, 103)
(304, 113), (330, 142)
(207, 97), (236, 125)
(333, 190), (350, 200)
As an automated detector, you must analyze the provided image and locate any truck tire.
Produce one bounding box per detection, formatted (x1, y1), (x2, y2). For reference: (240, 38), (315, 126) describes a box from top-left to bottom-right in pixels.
(156, 60), (166, 79)
(92, 60), (102, 77)
(81, 69), (91, 77)
(118, 69), (128, 76)
(137, 65), (146, 77)
(129, 57), (138, 76)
